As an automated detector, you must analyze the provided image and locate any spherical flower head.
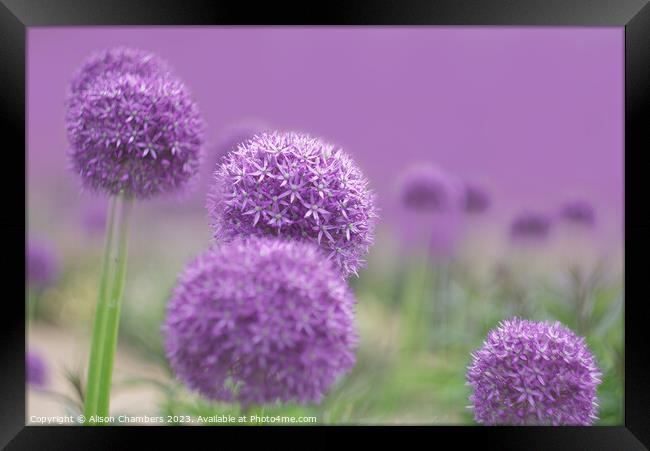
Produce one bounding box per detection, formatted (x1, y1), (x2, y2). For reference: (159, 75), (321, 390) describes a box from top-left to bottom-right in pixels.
(68, 47), (171, 105)
(27, 350), (48, 388)
(467, 318), (602, 425)
(163, 237), (358, 407)
(559, 200), (596, 228)
(66, 72), (205, 199)
(207, 131), (378, 278)
(510, 212), (552, 242)
(398, 164), (461, 213)
(26, 238), (58, 289)
(463, 183), (490, 214)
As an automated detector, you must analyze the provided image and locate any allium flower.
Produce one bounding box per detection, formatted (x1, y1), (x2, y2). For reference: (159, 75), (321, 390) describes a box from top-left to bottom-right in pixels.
(510, 212), (552, 241)
(463, 183), (490, 214)
(398, 164), (461, 213)
(163, 237), (358, 407)
(27, 350), (48, 388)
(26, 238), (58, 289)
(207, 131), (377, 277)
(68, 47), (171, 105)
(559, 200), (596, 228)
(66, 47), (204, 199)
(467, 318), (602, 425)
(66, 71), (205, 199)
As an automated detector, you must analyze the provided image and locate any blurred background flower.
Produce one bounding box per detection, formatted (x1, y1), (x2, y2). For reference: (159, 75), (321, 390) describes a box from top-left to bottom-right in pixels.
(559, 200), (597, 228)
(509, 211), (552, 243)
(27, 350), (49, 388)
(399, 164), (461, 214)
(462, 183), (491, 215)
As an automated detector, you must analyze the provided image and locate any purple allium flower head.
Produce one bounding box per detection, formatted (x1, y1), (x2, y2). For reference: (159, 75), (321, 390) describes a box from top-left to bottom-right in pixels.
(559, 200), (596, 228)
(463, 183), (490, 214)
(26, 238), (58, 289)
(510, 212), (552, 241)
(398, 164), (461, 213)
(163, 237), (358, 407)
(27, 350), (48, 388)
(66, 50), (205, 199)
(68, 47), (171, 105)
(207, 131), (378, 277)
(467, 318), (602, 425)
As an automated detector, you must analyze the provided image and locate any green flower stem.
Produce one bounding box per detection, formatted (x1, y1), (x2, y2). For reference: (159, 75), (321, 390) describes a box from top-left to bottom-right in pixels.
(83, 195), (133, 421)
(83, 196), (117, 420)
(433, 260), (451, 352)
(96, 195), (133, 416)
(27, 291), (38, 324)
(402, 249), (430, 354)
(572, 266), (592, 335)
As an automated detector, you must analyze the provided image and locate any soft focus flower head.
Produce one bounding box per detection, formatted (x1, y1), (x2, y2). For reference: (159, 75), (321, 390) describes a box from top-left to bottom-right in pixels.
(467, 317), (601, 425)
(66, 71), (205, 199)
(27, 350), (48, 388)
(68, 47), (171, 104)
(510, 212), (552, 242)
(163, 237), (358, 407)
(463, 183), (490, 214)
(26, 238), (58, 289)
(207, 131), (378, 278)
(398, 164), (461, 213)
(559, 200), (596, 228)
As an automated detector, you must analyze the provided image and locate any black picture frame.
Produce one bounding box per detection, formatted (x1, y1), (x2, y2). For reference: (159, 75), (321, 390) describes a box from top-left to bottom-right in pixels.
(2, 0), (648, 448)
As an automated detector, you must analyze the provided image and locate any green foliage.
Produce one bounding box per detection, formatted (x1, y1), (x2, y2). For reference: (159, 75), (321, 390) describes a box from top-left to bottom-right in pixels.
(36, 228), (623, 425)
(141, 248), (624, 424)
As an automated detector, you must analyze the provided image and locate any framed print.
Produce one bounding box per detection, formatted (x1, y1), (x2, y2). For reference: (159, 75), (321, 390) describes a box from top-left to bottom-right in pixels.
(1, 0), (649, 448)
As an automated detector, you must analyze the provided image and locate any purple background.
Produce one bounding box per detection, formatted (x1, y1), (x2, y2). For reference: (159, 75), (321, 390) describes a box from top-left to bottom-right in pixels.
(27, 27), (623, 242)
